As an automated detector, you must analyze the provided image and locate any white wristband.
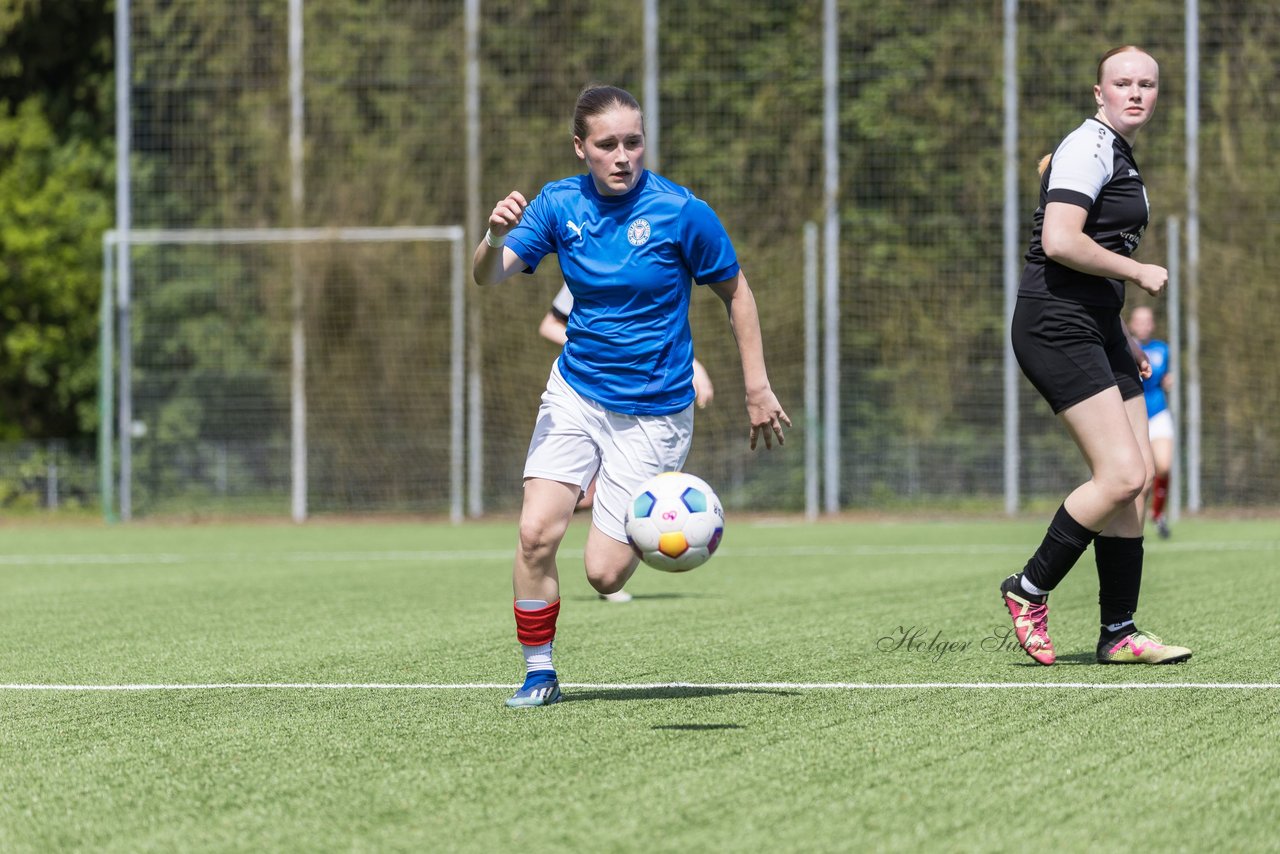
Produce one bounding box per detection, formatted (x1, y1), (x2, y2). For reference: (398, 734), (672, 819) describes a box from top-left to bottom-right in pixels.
(485, 228), (505, 248)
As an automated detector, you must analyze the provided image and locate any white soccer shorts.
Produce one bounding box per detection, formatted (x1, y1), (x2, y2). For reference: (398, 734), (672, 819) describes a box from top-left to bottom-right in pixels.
(523, 360), (693, 543)
(1147, 408), (1174, 442)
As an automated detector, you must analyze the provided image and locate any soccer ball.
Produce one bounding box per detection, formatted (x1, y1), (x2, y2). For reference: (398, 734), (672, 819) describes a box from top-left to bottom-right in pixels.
(624, 471), (725, 572)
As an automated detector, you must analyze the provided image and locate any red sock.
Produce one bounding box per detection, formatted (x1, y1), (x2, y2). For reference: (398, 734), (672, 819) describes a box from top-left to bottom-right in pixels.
(1151, 474), (1169, 519)
(514, 599), (560, 646)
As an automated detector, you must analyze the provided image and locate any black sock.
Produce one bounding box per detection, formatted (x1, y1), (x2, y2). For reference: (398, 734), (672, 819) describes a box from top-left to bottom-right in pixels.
(1096, 535), (1143, 636)
(1021, 504), (1099, 593)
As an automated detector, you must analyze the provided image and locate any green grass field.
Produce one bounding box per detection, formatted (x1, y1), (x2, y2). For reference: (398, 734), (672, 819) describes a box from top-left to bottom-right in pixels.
(2, 516), (1278, 852)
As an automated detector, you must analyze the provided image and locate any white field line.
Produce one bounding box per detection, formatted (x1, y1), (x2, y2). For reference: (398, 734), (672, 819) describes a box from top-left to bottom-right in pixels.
(0, 540), (1276, 567)
(2, 681), (1279, 691)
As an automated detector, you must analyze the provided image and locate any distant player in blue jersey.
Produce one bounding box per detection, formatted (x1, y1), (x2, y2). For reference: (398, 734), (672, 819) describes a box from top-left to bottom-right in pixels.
(1128, 305), (1174, 538)
(538, 282), (717, 605)
(473, 84), (790, 707)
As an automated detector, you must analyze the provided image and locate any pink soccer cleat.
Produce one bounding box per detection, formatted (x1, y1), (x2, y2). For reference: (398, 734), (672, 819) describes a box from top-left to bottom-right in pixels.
(1000, 574), (1056, 666)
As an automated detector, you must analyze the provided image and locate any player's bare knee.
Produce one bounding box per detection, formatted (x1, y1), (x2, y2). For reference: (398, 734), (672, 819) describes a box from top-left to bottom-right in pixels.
(1100, 463), (1147, 507)
(517, 519), (563, 565)
(1122, 464), (1148, 504)
(584, 557), (631, 594)
(586, 571), (626, 595)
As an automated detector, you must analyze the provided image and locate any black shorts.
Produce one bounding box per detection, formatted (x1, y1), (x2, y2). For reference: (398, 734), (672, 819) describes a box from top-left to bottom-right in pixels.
(1011, 296), (1142, 414)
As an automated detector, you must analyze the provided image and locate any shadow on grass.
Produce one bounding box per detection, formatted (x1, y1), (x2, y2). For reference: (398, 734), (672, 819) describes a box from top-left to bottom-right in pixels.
(1005, 651), (1100, 667)
(572, 592), (718, 602)
(565, 686), (797, 703)
(629, 592), (717, 601)
(651, 723), (745, 731)
(1050, 652), (1105, 666)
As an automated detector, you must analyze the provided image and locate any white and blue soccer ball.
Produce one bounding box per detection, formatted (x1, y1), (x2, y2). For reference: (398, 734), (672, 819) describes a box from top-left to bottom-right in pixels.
(624, 471), (725, 573)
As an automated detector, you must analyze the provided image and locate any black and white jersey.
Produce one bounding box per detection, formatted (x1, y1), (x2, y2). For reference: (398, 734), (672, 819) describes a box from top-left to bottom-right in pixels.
(1019, 118), (1150, 308)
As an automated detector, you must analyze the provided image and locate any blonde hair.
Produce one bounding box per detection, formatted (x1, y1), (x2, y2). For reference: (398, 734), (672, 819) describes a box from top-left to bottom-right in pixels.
(1037, 154), (1052, 176)
(1097, 45), (1148, 84)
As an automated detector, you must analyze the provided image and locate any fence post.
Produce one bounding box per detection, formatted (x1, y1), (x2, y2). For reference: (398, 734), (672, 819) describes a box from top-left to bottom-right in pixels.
(100, 231), (116, 522)
(46, 440), (59, 510)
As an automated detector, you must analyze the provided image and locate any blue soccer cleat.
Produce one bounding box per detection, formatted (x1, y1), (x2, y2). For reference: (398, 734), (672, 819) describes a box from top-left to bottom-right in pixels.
(505, 671), (562, 708)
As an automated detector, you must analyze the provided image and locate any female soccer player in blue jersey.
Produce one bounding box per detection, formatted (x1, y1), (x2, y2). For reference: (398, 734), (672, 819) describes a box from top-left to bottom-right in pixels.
(538, 282), (717, 605)
(1127, 305), (1174, 539)
(474, 84), (790, 707)
(1001, 47), (1191, 666)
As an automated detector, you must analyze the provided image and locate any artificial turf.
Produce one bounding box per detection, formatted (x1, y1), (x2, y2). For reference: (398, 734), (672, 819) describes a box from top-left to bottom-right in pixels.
(2, 517), (1277, 851)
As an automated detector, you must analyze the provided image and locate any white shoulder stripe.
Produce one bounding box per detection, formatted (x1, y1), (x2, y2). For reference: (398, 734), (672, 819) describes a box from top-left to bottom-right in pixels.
(1047, 120), (1114, 201)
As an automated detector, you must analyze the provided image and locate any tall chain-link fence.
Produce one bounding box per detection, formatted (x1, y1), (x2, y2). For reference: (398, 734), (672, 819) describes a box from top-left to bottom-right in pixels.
(94, 0), (1279, 518)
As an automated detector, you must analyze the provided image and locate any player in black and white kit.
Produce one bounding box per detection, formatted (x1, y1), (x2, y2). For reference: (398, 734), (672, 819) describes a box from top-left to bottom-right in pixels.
(1000, 46), (1191, 666)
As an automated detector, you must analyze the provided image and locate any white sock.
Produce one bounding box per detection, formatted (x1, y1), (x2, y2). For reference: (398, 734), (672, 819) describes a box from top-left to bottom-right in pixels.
(522, 642), (554, 674)
(1020, 575), (1049, 597)
(1105, 619), (1135, 634)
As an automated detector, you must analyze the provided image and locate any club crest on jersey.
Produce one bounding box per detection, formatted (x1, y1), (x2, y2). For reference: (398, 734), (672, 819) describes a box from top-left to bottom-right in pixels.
(627, 218), (652, 246)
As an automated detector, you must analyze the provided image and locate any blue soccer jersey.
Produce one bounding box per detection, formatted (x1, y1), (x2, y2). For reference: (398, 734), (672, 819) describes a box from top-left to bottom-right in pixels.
(1141, 338), (1170, 418)
(505, 170), (739, 415)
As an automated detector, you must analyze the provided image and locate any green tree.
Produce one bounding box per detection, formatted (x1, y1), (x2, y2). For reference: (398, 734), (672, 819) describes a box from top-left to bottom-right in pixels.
(0, 1), (113, 440)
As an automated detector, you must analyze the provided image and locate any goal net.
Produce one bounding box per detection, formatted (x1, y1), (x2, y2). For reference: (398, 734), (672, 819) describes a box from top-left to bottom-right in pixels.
(102, 227), (465, 520)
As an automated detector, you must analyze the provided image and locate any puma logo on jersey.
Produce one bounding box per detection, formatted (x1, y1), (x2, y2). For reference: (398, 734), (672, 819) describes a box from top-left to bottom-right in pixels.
(566, 220), (585, 241)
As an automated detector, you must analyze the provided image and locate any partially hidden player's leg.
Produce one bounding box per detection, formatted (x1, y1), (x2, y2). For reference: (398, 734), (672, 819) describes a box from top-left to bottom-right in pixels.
(1093, 397), (1191, 665)
(1150, 434), (1173, 493)
(576, 477), (597, 512)
(1000, 386), (1143, 665)
(586, 405), (692, 600)
(584, 523), (640, 596)
(1149, 430), (1173, 537)
(579, 477), (634, 602)
(507, 477), (578, 708)
(583, 465), (642, 595)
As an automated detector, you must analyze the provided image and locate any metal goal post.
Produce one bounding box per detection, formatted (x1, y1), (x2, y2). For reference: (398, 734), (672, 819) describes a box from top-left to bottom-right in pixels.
(100, 226), (466, 523)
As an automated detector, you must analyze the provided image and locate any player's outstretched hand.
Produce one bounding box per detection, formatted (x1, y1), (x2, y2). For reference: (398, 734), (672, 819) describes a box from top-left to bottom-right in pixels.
(1129, 338), (1153, 380)
(488, 190), (528, 238)
(747, 389), (791, 450)
(692, 360), (715, 409)
(1131, 263), (1168, 297)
